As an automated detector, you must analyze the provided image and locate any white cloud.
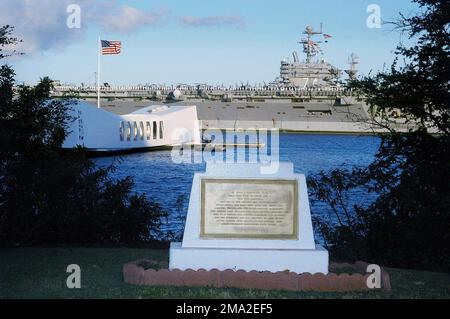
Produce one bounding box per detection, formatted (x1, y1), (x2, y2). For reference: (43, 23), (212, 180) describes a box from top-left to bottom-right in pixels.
(0, 0), (169, 56)
(0, 0), (85, 56)
(0, 0), (246, 58)
(87, 2), (168, 34)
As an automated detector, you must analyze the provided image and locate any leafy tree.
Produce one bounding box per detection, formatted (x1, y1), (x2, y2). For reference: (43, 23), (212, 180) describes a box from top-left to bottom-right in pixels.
(0, 25), (168, 247)
(309, 0), (450, 271)
(0, 25), (22, 60)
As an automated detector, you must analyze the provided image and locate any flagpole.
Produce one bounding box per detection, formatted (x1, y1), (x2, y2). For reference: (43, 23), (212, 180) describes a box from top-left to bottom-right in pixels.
(97, 36), (101, 109)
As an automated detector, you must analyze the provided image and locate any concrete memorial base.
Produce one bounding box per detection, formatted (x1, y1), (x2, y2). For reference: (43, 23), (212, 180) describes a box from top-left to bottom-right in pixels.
(169, 162), (329, 274)
(170, 243), (328, 274)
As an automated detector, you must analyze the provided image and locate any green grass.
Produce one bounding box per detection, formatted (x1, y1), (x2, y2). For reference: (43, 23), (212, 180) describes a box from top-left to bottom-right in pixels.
(0, 248), (449, 299)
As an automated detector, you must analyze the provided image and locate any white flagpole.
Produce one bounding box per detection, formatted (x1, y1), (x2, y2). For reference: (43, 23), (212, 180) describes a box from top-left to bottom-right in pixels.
(97, 36), (101, 109)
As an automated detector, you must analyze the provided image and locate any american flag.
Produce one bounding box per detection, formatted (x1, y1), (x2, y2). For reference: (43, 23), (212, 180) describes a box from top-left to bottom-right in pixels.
(101, 40), (121, 55)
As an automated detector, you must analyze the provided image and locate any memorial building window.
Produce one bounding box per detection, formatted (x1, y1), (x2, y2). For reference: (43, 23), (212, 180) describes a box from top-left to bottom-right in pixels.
(153, 121), (157, 139)
(159, 121), (164, 139)
(146, 122), (151, 140)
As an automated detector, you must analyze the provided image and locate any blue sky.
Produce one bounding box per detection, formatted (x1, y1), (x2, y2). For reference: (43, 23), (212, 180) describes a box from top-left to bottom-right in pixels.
(2, 0), (419, 86)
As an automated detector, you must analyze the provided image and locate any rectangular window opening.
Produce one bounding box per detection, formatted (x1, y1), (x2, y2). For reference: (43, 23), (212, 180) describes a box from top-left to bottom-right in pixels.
(146, 122), (151, 140)
(126, 122), (132, 141)
(153, 121), (157, 139)
(133, 122), (138, 141)
(159, 121), (164, 139)
(140, 122), (145, 141)
(120, 121), (124, 141)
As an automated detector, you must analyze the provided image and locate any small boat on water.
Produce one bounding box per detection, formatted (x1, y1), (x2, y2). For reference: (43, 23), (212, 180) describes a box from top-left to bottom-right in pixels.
(63, 101), (201, 154)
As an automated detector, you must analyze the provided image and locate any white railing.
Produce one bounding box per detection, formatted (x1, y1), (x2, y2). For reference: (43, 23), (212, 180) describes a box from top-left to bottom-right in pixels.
(53, 85), (355, 97)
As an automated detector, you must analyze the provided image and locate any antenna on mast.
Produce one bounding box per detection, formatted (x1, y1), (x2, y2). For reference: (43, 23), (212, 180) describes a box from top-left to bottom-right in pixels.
(299, 23), (325, 64)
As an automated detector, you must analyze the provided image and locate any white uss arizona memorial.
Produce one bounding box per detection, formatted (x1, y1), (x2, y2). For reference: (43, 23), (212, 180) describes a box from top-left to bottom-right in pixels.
(63, 101), (201, 152)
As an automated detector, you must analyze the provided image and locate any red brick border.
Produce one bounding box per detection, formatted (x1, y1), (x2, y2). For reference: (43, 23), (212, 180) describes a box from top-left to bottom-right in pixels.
(123, 260), (391, 292)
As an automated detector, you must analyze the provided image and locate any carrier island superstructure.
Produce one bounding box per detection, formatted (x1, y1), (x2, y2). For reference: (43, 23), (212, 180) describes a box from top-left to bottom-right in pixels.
(53, 24), (417, 134)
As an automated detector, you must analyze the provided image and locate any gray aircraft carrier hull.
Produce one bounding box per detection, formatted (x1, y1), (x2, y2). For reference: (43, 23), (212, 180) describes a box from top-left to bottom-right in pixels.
(84, 99), (417, 134)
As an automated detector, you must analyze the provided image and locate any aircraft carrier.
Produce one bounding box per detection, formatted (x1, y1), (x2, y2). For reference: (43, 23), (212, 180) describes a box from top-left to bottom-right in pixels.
(52, 24), (417, 134)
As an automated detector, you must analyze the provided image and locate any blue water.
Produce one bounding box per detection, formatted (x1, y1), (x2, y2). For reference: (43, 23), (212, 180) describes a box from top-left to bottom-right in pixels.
(94, 134), (380, 235)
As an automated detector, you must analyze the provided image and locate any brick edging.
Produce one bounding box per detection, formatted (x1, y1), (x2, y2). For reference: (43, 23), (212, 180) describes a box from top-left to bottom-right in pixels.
(123, 260), (391, 292)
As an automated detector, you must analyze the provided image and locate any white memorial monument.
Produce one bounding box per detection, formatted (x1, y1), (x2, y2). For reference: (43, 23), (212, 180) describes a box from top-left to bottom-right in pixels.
(169, 162), (329, 274)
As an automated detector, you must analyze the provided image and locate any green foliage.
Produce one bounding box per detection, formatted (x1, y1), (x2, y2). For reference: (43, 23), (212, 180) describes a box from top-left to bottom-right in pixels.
(0, 25), (168, 247)
(310, 0), (450, 272)
(137, 260), (164, 271)
(350, 0), (449, 134)
(308, 169), (372, 261)
(0, 26), (22, 59)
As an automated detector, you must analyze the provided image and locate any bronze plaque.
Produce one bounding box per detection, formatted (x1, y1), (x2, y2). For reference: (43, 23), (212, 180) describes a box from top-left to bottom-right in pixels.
(200, 179), (298, 239)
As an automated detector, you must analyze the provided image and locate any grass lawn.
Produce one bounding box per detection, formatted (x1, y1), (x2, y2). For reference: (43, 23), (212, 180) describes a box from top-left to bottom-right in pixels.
(0, 248), (449, 299)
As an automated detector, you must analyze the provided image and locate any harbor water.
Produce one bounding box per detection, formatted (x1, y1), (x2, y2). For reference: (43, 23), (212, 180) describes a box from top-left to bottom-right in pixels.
(94, 133), (380, 237)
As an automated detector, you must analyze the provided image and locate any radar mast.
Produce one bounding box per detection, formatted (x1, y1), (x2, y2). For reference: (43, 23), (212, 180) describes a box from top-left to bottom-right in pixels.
(299, 23), (324, 64)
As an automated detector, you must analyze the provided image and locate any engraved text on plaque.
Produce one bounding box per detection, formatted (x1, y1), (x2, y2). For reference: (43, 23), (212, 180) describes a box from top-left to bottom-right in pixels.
(200, 179), (298, 239)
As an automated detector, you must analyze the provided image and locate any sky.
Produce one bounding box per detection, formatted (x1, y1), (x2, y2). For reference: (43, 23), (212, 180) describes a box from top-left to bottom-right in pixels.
(1, 0), (420, 86)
